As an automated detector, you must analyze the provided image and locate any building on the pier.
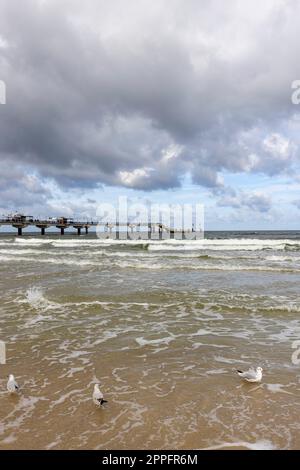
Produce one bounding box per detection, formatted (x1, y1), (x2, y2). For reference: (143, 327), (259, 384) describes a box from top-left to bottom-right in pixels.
(11, 213), (33, 222)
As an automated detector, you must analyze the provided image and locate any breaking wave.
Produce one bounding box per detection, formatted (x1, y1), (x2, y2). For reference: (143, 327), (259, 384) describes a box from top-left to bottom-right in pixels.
(8, 236), (300, 252)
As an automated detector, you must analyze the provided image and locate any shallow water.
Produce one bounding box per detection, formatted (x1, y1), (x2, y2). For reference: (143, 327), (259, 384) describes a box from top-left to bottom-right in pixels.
(0, 232), (300, 449)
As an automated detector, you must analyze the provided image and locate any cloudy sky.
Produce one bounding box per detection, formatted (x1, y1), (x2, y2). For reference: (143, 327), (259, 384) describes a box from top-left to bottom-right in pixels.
(1, 0), (300, 229)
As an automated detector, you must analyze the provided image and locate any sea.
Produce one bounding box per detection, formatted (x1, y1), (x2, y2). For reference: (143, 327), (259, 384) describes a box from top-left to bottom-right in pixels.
(0, 230), (300, 450)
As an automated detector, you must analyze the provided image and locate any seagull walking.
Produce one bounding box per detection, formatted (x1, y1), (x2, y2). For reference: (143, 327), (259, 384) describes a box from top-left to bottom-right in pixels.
(7, 374), (19, 393)
(236, 366), (263, 383)
(92, 383), (107, 407)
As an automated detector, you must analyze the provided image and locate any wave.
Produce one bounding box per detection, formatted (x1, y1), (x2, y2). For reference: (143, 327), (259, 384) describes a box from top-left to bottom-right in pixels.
(14, 238), (54, 245)
(19, 288), (300, 314)
(2, 247), (300, 265)
(11, 236), (300, 251)
(148, 239), (300, 251)
(25, 287), (56, 310)
(18, 289), (156, 310)
(0, 248), (59, 256)
(0, 255), (96, 267)
(14, 237), (149, 248)
(1, 254), (300, 272)
(93, 259), (300, 273)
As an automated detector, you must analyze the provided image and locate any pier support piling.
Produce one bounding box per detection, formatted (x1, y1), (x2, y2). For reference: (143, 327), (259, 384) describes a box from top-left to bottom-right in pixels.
(148, 222), (152, 239)
(77, 227), (81, 236)
(61, 227), (65, 236)
(13, 224), (27, 236)
(159, 224), (162, 240)
(85, 226), (89, 235)
(36, 224), (49, 235)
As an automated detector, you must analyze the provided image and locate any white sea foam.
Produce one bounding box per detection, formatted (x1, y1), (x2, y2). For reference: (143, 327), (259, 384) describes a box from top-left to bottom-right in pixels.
(14, 237), (148, 248)
(70, 300), (151, 307)
(25, 287), (49, 309)
(23, 287), (63, 318)
(266, 384), (292, 394)
(0, 255), (96, 266)
(106, 260), (300, 273)
(148, 239), (298, 251)
(0, 396), (44, 434)
(135, 335), (175, 347)
(19, 290), (155, 310)
(0, 248), (60, 256)
(14, 238), (53, 245)
(2, 252), (300, 273)
(11, 236), (300, 252)
(265, 255), (295, 262)
(202, 439), (276, 450)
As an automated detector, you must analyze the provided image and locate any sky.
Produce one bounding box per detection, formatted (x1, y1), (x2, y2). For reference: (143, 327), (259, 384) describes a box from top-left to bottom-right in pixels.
(1, 0), (300, 230)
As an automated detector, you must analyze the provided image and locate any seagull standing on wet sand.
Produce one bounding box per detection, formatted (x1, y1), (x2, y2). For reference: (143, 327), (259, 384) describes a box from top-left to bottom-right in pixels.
(92, 383), (107, 407)
(7, 374), (19, 393)
(236, 367), (263, 383)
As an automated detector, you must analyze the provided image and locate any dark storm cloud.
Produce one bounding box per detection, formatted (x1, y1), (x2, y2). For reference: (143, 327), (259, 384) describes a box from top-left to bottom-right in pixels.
(1, 0), (300, 201)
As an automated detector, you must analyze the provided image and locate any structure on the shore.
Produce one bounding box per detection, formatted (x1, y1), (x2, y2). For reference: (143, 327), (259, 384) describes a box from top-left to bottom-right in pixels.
(0, 213), (201, 239)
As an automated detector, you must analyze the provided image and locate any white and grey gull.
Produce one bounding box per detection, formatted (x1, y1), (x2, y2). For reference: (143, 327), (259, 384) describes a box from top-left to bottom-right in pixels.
(92, 383), (108, 407)
(7, 374), (20, 393)
(236, 366), (263, 383)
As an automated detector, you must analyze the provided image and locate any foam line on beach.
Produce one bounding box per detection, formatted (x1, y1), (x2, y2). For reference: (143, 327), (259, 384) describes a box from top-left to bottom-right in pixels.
(201, 439), (276, 450)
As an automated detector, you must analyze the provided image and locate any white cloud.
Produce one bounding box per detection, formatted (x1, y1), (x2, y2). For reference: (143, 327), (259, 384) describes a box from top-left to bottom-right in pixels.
(263, 133), (295, 161)
(119, 167), (152, 187)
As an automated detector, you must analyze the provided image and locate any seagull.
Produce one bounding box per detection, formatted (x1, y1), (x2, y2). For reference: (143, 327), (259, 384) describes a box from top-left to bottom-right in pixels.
(92, 383), (107, 407)
(7, 374), (20, 393)
(236, 367), (263, 383)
